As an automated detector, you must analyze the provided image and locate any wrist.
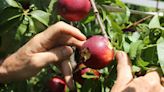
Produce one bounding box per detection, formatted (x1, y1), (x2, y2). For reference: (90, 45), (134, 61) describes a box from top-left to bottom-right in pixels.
(0, 54), (19, 83)
(0, 60), (8, 83)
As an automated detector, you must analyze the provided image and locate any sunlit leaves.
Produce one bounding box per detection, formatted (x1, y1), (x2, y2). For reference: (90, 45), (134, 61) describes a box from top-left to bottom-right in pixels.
(149, 15), (161, 29)
(30, 10), (50, 26)
(157, 39), (164, 74)
(0, 0), (21, 12)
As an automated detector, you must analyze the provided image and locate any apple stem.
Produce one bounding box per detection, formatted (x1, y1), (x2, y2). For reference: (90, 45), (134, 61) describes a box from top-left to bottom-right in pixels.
(90, 0), (109, 38)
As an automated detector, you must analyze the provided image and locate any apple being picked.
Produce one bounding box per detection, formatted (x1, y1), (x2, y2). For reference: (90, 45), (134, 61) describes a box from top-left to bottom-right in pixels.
(48, 76), (66, 92)
(81, 35), (114, 69)
(57, 0), (91, 21)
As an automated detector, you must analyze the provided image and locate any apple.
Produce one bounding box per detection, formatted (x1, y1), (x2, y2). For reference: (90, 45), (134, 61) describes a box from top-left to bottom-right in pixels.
(48, 76), (66, 92)
(81, 35), (114, 69)
(73, 63), (100, 84)
(57, 0), (91, 21)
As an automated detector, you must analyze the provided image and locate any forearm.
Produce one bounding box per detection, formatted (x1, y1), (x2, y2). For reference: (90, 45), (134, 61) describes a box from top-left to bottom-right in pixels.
(0, 58), (8, 83)
(0, 53), (21, 83)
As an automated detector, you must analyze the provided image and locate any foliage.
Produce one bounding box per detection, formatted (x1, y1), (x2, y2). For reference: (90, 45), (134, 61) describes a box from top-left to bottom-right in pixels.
(0, 0), (164, 92)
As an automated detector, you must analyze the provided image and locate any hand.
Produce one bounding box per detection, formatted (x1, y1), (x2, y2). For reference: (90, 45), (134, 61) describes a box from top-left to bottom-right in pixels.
(111, 51), (164, 92)
(0, 21), (86, 82)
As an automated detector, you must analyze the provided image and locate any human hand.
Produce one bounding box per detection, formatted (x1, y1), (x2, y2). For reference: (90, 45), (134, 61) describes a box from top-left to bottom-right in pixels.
(0, 21), (86, 82)
(111, 51), (164, 92)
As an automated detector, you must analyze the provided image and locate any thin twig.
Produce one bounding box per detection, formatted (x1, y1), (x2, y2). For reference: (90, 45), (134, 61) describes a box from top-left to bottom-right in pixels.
(90, 0), (108, 38)
(126, 15), (153, 29)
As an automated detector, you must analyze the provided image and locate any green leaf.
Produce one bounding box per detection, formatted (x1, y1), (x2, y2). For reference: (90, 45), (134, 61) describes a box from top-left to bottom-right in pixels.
(27, 16), (36, 34)
(0, 7), (22, 24)
(162, 30), (164, 38)
(129, 40), (143, 59)
(81, 79), (93, 92)
(141, 45), (158, 64)
(123, 41), (130, 53)
(32, 18), (47, 33)
(17, 22), (28, 35)
(48, 0), (57, 12)
(125, 6), (130, 21)
(0, 17), (21, 33)
(157, 40), (164, 74)
(81, 79), (101, 92)
(149, 15), (161, 29)
(6, 0), (20, 8)
(132, 65), (141, 73)
(149, 28), (162, 44)
(137, 24), (150, 40)
(128, 32), (140, 42)
(137, 57), (149, 68)
(0, 0), (21, 13)
(83, 15), (95, 24)
(0, 0), (9, 13)
(110, 21), (122, 33)
(111, 32), (123, 50)
(123, 35), (130, 53)
(100, 6), (107, 21)
(15, 19), (28, 40)
(30, 0), (52, 10)
(30, 10), (50, 26)
(115, 0), (126, 8)
(82, 73), (99, 79)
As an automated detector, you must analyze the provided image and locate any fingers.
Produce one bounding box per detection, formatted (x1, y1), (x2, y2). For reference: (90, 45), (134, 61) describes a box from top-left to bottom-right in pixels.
(61, 60), (75, 91)
(34, 21), (86, 50)
(30, 46), (73, 68)
(144, 71), (161, 86)
(55, 21), (86, 41)
(44, 21), (86, 41)
(67, 39), (85, 48)
(115, 51), (133, 85)
(144, 71), (164, 92)
(160, 86), (164, 92)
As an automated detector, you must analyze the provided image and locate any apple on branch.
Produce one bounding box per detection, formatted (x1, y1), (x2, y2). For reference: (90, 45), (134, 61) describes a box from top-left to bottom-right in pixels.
(57, 0), (91, 21)
(81, 35), (114, 69)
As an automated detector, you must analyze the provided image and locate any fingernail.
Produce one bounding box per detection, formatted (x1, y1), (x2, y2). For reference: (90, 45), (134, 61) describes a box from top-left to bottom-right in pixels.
(116, 51), (126, 61)
(117, 51), (123, 57)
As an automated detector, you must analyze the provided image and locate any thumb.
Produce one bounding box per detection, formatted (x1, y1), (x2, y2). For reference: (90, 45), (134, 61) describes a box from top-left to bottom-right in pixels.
(30, 46), (73, 68)
(115, 51), (133, 85)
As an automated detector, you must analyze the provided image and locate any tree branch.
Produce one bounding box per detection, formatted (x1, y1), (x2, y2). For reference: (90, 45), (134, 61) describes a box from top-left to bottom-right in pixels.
(90, 0), (109, 38)
(126, 15), (153, 29)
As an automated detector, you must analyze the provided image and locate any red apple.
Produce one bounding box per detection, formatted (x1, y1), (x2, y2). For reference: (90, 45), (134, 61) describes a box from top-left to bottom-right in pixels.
(49, 76), (66, 92)
(73, 63), (100, 84)
(81, 35), (114, 69)
(57, 0), (91, 21)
